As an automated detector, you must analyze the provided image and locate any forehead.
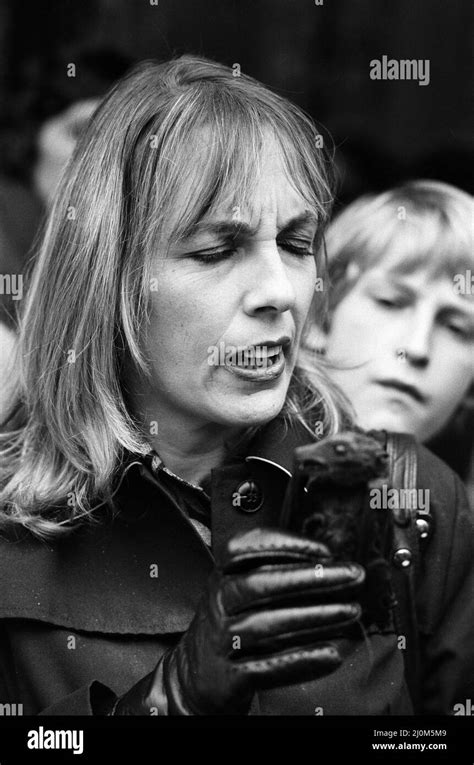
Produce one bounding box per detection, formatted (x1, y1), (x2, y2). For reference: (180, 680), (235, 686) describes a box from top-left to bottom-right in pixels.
(206, 156), (313, 237)
(157, 124), (324, 248)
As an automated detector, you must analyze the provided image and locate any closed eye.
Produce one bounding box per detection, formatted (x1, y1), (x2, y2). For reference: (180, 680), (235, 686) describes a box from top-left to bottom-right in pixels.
(187, 239), (313, 265)
(189, 248), (238, 265)
(444, 320), (472, 340)
(375, 297), (403, 308)
(438, 308), (473, 340)
(278, 240), (314, 257)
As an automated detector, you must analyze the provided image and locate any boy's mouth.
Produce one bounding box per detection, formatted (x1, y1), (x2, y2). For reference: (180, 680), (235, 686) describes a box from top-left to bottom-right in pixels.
(377, 379), (427, 403)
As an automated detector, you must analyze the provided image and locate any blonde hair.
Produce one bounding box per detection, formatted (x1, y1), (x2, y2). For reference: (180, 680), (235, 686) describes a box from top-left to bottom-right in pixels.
(322, 180), (474, 325)
(0, 55), (350, 539)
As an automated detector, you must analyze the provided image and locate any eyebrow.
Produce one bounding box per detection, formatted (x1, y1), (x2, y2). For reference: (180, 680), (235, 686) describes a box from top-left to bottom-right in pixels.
(190, 211), (319, 239)
(367, 274), (474, 320)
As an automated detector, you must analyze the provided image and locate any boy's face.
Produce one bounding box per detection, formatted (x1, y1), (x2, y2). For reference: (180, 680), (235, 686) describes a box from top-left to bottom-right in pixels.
(324, 266), (473, 441)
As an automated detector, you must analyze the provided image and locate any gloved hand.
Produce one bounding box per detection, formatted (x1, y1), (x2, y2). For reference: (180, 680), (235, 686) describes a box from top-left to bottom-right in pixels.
(112, 527), (364, 715)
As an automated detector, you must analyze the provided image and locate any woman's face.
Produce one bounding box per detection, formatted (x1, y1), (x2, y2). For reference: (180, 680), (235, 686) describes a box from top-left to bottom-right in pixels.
(143, 147), (318, 434)
(324, 266), (474, 441)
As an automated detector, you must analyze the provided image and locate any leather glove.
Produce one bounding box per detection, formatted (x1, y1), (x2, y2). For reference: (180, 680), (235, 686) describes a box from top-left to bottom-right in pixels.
(112, 527), (364, 715)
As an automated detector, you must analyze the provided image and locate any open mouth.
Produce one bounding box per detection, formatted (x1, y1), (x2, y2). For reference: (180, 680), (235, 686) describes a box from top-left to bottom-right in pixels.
(223, 338), (290, 380)
(231, 344), (283, 369)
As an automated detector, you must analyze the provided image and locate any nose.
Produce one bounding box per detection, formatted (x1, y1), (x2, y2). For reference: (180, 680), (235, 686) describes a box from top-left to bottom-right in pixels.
(398, 307), (434, 368)
(241, 242), (296, 316)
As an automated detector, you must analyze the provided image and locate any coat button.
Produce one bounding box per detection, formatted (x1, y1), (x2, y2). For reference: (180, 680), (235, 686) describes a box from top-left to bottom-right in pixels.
(416, 517), (431, 540)
(233, 480), (264, 513)
(393, 548), (412, 568)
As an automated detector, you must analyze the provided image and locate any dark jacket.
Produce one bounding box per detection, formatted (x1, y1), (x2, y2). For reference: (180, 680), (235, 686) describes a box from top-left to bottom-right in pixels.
(0, 419), (473, 716)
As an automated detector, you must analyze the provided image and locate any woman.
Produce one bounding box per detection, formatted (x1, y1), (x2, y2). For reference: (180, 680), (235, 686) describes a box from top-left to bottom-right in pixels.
(307, 182), (474, 485)
(0, 57), (473, 716)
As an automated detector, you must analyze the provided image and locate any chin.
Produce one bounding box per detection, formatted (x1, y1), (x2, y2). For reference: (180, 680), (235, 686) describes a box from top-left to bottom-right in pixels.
(358, 410), (415, 437)
(217, 389), (287, 428)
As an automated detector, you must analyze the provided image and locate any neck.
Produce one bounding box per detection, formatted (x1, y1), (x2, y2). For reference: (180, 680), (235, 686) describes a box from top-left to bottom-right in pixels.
(150, 424), (233, 485)
(129, 395), (242, 487)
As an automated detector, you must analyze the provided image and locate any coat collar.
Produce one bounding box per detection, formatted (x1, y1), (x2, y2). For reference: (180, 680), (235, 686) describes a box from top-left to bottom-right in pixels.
(245, 415), (312, 477)
(0, 416), (314, 635)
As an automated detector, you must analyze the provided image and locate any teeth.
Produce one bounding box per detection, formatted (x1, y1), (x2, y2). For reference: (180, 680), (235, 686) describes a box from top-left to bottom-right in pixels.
(238, 345), (282, 368)
(265, 345), (282, 358)
(221, 343), (285, 369)
(243, 344), (281, 359)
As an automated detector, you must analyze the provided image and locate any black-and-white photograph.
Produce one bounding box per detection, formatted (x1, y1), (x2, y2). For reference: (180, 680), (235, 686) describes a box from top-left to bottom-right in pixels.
(0, 0), (472, 758)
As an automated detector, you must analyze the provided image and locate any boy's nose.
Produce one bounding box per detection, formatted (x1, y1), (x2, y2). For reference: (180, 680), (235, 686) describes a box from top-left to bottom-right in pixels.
(397, 313), (433, 368)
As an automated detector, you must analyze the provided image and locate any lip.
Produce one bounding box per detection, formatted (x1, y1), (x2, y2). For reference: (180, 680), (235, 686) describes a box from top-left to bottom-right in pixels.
(376, 379), (426, 404)
(235, 336), (292, 354)
(225, 336), (291, 382)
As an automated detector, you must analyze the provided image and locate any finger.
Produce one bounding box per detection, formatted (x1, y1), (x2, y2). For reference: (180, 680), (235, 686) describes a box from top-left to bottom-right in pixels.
(228, 602), (361, 654)
(235, 643), (342, 689)
(220, 562), (365, 614)
(222, 527), (333, 573)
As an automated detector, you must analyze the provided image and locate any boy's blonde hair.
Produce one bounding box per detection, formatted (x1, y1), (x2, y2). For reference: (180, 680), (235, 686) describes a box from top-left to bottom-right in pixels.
(322, 180), (473, 329)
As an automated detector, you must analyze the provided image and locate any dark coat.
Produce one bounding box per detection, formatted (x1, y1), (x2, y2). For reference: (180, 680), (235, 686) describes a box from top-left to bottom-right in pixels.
(0, 419), (473, 716)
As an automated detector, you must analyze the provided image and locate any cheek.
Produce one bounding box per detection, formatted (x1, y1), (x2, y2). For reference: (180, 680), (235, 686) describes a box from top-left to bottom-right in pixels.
(146, 280), (199, 365)
(432, 363), (472, 408)
(147, 273), (235, 372)
(295, 261), (318, 315)
(327, 296), (373, 356)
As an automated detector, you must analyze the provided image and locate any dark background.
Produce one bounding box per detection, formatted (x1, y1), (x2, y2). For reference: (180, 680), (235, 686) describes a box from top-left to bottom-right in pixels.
(0, 0), (472, 205)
